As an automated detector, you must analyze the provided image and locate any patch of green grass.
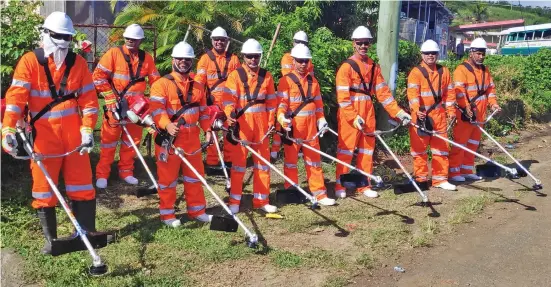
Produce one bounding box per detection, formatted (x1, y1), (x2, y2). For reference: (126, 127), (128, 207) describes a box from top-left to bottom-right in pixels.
(322, 275), (351, 287)
(302, 248), (349, 270)
(448, 195), (492, 224)
(270, 249), (303, 268)
(356, 253), (375, 269)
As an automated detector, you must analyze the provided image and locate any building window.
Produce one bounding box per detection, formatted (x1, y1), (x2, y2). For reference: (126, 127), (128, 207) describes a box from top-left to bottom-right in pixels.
(525, 31), (534, 41)
(542, 30), (551, 40)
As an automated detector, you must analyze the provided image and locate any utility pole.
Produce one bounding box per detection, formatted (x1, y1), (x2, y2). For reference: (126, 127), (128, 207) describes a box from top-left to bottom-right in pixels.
(376, 0), (401, 130)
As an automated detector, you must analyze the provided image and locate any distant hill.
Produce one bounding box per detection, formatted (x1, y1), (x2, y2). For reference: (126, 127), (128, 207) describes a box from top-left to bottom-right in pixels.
(445, 1), (551, 27)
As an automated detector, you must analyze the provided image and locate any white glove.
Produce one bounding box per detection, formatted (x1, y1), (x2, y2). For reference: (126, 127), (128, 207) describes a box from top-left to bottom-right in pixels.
(278, 113), (292, 132)
(270, 151), (278, 159)
(396, 110), (412, 126)
(353, 115), (365, 130)
(317, 118), (328, 137)
(79, 128), (94, 155)
(2, 132), (18, 155)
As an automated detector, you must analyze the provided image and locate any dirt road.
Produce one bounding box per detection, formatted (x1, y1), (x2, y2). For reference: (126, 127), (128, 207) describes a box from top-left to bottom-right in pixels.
(353, 125), (551, 287)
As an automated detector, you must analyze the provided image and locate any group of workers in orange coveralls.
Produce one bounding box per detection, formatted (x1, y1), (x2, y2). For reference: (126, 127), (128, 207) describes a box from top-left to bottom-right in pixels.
(2, 12), (500, 252)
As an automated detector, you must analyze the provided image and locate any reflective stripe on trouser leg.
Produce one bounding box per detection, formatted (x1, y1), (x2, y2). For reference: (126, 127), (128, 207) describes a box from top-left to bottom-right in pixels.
(430, 133), (450, 185)
(335, 118), (360, 193)
(31, 157), (63, 209)
(449, 120), (475, 177)
(182, 152), (207, 218)
(229, 144), (248, 206)
(63, 152), (95, 201)
(302, 139), (327, 199)
(409, 126), (429, 182)
(357, 133), (375, 193)
(251, 138), (270, 208)
(461, 127), (482, 175)
(118, 122), (143, 179)
(283, 142), (300, 189)
(96, 118), (122, 179)
(157, 151), (181, 221)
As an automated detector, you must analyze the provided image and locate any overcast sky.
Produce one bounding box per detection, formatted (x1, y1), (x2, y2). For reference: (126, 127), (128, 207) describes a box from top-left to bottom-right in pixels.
(501, 0), (551, 7)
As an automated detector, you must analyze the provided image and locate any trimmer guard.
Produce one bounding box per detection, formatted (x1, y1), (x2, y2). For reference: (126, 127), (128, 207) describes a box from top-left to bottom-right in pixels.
(50, 231), (114, 256)
(339, 173), (370, 189)
(275, 188), (309, 205)
(136, 186), (157, 198)
(210, 215), (238, 232)
(393, 180), (430, 195)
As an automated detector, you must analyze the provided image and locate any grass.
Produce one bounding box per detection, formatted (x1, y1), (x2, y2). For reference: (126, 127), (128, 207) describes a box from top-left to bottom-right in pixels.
(1, 98), (535, 286)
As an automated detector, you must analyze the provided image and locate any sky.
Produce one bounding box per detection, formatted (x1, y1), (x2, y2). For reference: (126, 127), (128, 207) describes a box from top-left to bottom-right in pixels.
(502, 1), (551, 7)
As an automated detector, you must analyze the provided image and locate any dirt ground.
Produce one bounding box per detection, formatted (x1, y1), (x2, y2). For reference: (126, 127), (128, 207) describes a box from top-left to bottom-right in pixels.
(352, 124), (551, 287)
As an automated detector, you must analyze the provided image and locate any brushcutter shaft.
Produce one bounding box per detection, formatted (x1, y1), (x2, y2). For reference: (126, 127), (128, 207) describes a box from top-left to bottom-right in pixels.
(212, 131), (230, 182)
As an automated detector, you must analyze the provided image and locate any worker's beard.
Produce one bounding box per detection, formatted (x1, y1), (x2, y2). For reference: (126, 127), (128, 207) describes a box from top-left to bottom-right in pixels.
(41, 32), (71, 70)
(173, 62), (192, 74)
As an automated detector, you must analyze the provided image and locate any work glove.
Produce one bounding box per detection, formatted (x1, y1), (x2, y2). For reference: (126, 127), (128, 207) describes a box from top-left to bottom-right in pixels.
(102, 90), (118, 111)
(278, 113), (292, 132)
(1, 130), (18, 156)
(491, 104), (501, 113)
(353, 115), (365, 131)
(396, 110), (412, 126)
(317, 118), (328, 137)
(79, 127), (94, 155)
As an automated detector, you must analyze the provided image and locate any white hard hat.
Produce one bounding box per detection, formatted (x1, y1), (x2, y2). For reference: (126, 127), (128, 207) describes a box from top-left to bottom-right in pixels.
(420, 40), (440, 53)
(210, 27), (228, 39)
(42, 11), (76, 36)
(290, 43), (312, 59)
(172, 41), (195, 58)
(123, 24), (145, 40)
(470, 38), (488, 49)
(293, 31), (308, 43)
(351, 26), (373, 40)
(241, 39), (263, 54)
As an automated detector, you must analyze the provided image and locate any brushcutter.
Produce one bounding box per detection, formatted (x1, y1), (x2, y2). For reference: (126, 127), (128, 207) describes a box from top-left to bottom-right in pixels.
(463, 109), (542, 190)
(228, 124), (319, 209)
(172, 143), (259, 248)
(211, 131), (231, 193)
(11, 128), (110, 276)
(277, 126), (384, 195)
(362, 121), (430, 203)
(411, 120), (520, 180)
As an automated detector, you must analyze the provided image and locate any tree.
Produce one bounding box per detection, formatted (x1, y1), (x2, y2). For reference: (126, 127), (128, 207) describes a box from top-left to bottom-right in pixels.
(469, 2), (489, 23)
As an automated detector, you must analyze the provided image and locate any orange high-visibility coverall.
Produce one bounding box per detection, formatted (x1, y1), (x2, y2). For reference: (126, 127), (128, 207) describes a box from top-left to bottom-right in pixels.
(272, 53), (316, 155)
(449, 62), (497, 177)
(93, 45), (160, 180)
(222, 64), (277, 209)
(407, 62), (456, 186)
(277, 71), (327, 200)
(335, 55), (402, 194)
(149, 72), (210, 220)
(2, 52), (98, 208)
(196, 49), (240, 165)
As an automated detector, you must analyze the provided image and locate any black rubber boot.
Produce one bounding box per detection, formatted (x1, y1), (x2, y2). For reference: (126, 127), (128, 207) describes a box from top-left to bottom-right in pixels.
(37, 207), (57, 255)
(72, 199), (114, 243)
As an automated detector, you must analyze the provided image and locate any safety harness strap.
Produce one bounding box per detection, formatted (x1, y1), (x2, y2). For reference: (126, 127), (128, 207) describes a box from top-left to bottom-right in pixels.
(110, 47), (146, 100)
(163, 74), (199, 122)
(30, 48), (77, 126)
(285, 73), (314, 119)
(205, 50), (232, 105)
(461, 62), (487, 105)
(234, 67), (267, 119)
(416, 64), (443, 115)
(343, 59), (376, 95)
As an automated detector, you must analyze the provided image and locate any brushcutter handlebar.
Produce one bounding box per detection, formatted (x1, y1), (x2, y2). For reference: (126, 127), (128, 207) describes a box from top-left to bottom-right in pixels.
(277, 127), (325, 145)
(362, 120), (402, 137)
(12, 127), (85, 160)
(229, 126), (273, 146)
(473, 109), (499, 125)
(174, 141), (211, 156)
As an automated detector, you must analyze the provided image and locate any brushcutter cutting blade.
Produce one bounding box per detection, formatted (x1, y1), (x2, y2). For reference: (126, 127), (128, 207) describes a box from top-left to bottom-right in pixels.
(89, 264), (108, 276)
(50, 231), (114, 256)
(476, 163), (502, 178)
(275, 188), (309, 205)
(136, 185), (157, 198)
(533, 184), (543, 190)
(210, 215), (239, 232)
(393, 180), (430, 195)
(339, 173), (370, 189)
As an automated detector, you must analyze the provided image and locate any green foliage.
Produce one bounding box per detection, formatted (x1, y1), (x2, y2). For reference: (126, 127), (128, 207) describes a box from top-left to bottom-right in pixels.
(523, 48), (551, 92)
(446, 1), (551, 26)
(0, 0), (43, 97)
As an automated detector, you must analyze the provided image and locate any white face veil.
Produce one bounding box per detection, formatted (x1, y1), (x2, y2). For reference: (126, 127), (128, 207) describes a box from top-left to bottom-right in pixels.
(41, 31), (71, 70)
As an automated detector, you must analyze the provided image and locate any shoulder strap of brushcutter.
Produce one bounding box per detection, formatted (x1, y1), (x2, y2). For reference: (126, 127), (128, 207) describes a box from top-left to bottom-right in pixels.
(205, 50), (232, 106)
(30, 48), (77, 126)
(343, 59), (376, 95)
(234, 67), (267, 119)
(111, 46), (146, 99)
(416, 64), (443, 115)
(461, 62), (487, 106)
(285, 73), (314, 119)
(163, 74), (199, 122)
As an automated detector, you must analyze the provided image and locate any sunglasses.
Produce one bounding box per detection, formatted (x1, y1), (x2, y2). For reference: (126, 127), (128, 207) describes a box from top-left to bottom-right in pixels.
(294, 40), (308, 45)
(49, 32), (72, 41)
(124, 37), (140, 42)
(244, 54), (261, 59)
(295, 58), (310, 64)
(174, 58), (193, 62)
(355, 41), (372, 47)
(212, 38), (227, 42)
(422, 52), (438, 55)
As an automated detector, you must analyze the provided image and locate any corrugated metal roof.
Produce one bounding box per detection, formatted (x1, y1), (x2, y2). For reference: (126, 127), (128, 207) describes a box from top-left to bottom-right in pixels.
(456, 19), (525, 31)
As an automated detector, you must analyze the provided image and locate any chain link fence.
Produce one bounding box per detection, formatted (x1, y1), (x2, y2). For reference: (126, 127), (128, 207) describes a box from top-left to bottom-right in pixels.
(74, 24), (157, 71)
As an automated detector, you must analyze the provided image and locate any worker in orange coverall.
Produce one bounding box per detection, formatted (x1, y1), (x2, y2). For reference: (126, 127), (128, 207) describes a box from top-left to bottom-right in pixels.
(195, 26), (241, 170)
(272, 31), (315, 161)
(449, 37), (501, 182)
(276, 44), (335, 206)
(1, 12), (101, 254)
(407, 40), (457, 191)
(222, 39), (278, 214)
(93, 23), (160, 189)
(334, 26), (411, 199)
(149, 41), (213, 228)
